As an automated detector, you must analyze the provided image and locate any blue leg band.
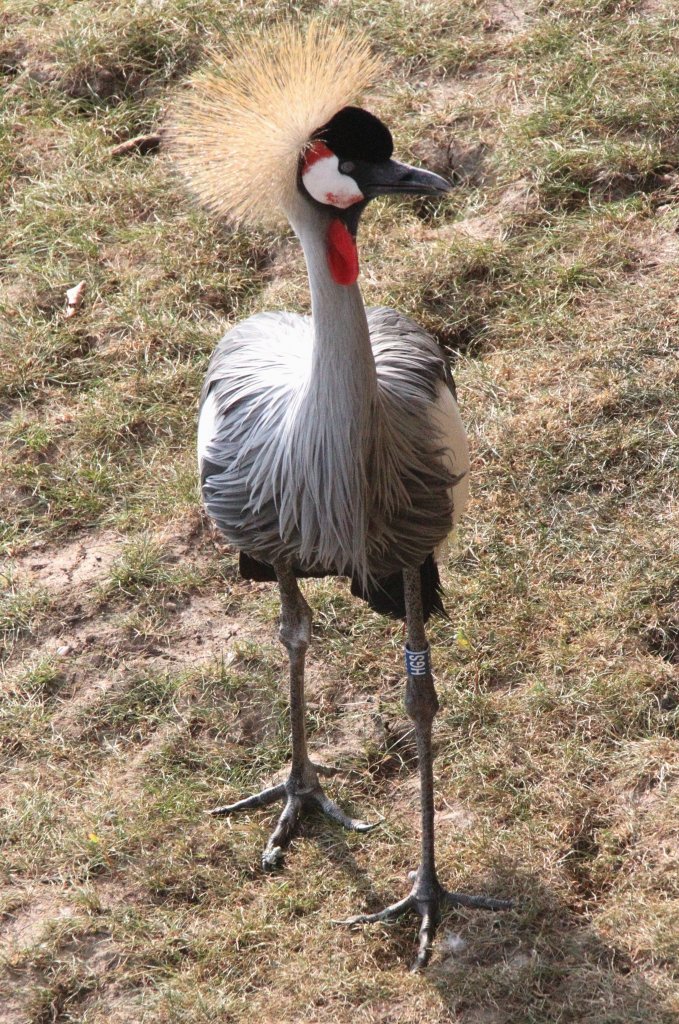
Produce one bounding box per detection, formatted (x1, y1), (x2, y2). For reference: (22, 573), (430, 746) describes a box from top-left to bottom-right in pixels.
(405, 644), (431, 677)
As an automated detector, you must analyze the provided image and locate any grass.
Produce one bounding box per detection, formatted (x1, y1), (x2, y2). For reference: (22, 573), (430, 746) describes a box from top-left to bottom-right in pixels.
(1, 0), (678, 1022)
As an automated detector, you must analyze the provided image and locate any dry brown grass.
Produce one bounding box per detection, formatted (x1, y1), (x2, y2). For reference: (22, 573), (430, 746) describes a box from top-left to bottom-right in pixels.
(1, 1), (678, 1021)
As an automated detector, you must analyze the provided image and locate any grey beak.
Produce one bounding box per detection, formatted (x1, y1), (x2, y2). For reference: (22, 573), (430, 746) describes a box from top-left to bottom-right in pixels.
(361, 159), (452, 199)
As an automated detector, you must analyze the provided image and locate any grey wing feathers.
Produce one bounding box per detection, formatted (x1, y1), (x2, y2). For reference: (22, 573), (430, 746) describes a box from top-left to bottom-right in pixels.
(362, 308), (461, 574)
(367, 306), (453, 399)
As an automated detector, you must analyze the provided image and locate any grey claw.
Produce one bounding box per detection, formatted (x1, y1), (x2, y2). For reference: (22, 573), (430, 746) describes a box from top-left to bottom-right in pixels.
(262, 844), (285, 871)
(341, 882), (511, 968)
(336, 911), (388, 926)
(208, 765), (376, 869)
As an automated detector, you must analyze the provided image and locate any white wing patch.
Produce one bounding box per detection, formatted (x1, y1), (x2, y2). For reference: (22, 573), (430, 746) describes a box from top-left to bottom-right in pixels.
(302, 151), (363, 209)
(197, 389), (219, 470)
(429, 382), (470, 555)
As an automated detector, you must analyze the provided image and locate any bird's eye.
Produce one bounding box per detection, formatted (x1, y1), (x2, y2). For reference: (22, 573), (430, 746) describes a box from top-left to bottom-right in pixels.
(339, 160), (355, 175)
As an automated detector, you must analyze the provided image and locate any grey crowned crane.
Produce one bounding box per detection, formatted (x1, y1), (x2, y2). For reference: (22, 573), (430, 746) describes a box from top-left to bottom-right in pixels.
(171, 22), (509, 969)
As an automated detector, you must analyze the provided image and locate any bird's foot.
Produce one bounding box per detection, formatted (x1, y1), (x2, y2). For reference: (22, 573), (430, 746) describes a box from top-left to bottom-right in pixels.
(209, 760), (377, 871)
(340, 868), (512, 971)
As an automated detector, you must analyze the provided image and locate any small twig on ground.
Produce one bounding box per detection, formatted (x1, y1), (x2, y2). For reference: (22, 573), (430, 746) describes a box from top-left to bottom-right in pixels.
(111, 134), (162, 158)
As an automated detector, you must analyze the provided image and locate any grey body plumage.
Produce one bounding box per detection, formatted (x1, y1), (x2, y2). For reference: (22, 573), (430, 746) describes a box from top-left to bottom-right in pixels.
(199, 306), (463, 584)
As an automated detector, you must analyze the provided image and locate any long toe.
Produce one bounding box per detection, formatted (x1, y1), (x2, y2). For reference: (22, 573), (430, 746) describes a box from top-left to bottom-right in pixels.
(413, 909), (438, 972)
(261, 794), (303, 872)
(444, 890), (513, 912)
(311, 762), (341, 778)
(339, 894), (415, 926)
(208, 783), (286, 817)
(314, 791), (378, 832)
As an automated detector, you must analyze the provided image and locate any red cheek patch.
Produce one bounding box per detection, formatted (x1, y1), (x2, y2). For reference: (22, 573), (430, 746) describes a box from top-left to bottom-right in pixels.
(326, 218), (359, 286)
(302, 140), (334, 171)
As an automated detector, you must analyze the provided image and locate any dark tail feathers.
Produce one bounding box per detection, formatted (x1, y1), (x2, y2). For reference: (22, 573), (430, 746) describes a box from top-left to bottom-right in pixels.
(239, 551), (446, 623)
(350, 554), (446, 622)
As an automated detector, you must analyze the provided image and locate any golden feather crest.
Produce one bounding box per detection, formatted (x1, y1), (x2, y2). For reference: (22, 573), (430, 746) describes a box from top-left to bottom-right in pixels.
(168, 22), (383, 227)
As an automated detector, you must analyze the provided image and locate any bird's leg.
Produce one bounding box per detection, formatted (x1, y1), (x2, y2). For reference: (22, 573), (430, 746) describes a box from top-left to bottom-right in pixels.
(342, 566), (511, 970)
(210, 559), (374, 869)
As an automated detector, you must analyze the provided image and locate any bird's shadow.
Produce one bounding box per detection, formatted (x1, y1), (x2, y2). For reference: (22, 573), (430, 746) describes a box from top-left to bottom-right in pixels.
(207, 812), (673, 1022)
(262, 805), (672, 1023)
(359, 864), (673, 1023)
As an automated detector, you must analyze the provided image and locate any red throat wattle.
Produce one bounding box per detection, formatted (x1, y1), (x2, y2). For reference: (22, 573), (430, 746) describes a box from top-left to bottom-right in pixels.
(326, 218), (359, 286)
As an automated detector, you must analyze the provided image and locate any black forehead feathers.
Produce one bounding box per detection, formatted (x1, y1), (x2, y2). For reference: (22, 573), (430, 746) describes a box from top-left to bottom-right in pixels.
(314, 106), (393, 162)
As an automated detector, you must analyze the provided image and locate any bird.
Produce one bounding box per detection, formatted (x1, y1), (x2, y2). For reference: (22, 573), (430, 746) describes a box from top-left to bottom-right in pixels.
(170, 21), (509, 969)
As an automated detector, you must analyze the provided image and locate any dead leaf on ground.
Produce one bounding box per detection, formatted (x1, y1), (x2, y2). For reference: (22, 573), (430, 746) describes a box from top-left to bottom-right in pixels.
(64, 280), (86, 318)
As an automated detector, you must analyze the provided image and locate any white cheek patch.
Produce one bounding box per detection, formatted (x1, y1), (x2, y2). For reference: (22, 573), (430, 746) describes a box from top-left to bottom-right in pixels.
(302, 149), (363, 210)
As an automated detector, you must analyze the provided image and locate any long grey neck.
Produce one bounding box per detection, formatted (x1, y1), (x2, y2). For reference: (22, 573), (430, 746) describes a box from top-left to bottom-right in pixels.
(292, 207), (378, 400)
(286, 204), (379, 579)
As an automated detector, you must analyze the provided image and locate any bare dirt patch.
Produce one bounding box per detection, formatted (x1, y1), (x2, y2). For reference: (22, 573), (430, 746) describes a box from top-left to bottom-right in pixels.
(484, 1), (534, 38)
(0, 891), (71, 954)
(2, 519), (282, 760)
(0, 890), (79, 1024)
(13, 531), (123, 600)
(0, 924), (133, 1024)
(629, 221), (679, 274)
